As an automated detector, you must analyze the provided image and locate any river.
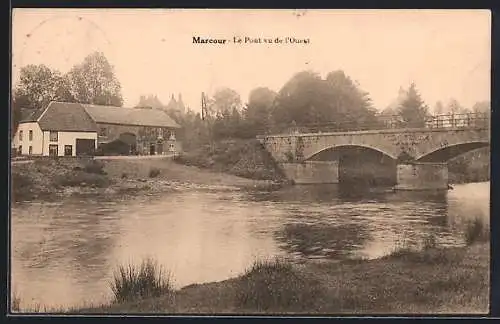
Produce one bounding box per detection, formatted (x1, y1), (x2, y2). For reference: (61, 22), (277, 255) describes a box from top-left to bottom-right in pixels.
(11, 181), (489, 309)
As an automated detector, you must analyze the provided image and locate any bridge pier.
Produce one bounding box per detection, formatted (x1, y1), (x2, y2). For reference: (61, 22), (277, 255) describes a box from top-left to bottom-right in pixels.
(394, 162), (448, 190)
(280, 161), (339, 184)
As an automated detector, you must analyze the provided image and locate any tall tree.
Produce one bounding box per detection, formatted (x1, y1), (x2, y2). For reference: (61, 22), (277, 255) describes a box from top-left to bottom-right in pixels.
(472, 101), (490, 114)
(66, 51), (123, 106)
(433, 101), (445, 115)
(243, 87), (277, 136)
(447, 98), (468, 114)
(14, 64), (74, 111)
(396, 83), (429, 128)
(325, 70), (378, 128)
(273, 70), (378, 131)
(210, 88), (242, 116)
(272, 71), (327, 127)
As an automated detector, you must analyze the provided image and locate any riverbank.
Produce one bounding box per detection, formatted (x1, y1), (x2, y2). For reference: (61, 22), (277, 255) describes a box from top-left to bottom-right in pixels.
(67, 241), (489, 315)
(11, 156), (286, 202)
(173, 139), (288, 182)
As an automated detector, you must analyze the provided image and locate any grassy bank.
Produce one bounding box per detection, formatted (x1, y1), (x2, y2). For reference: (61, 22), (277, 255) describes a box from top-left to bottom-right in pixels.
(11, 156), (288, 203)
(13, 217), (489, 315)
(173, 139), (287, 182)
(10, 158), (178, 202)
(69, 243), (489, 315)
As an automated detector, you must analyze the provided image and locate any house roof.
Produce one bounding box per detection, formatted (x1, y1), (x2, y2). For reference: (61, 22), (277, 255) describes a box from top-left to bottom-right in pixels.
(20, 108), (45, 122)
(82, 103), (181, 128)
(38, 102), (98, 132)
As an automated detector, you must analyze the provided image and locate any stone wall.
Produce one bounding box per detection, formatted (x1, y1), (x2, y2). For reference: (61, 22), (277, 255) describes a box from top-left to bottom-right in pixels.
(395, 163), (448, 190)
(280, 161), (339, 184)
(259, 128), (490, 163)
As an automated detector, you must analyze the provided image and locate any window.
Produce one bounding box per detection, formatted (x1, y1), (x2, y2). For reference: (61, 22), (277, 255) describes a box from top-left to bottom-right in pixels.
(18, 145), (22, 155)
(50, 131), (58, 142)
(99, 127), (107, 137)
(29, 130), (33, 141)
(28, 146), (32, 155)
(19, 130), (23, 141)
(49, 144), (58, 157)
(169, 143), (175, 151)
(64, 145), (73, 156)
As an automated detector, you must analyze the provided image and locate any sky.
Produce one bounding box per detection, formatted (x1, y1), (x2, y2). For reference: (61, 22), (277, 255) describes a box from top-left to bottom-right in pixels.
(12, 9), (491, 113)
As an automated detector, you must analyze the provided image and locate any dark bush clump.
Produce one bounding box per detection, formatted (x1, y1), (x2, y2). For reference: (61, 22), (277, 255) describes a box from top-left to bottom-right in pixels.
(235, 258), (324, 312)
(83, 160), (106, 175)
(109, 258), (174, 303)
(464, 216), (489, 246)
(53, 172), (110, 188)
(149, 168), (161, 178)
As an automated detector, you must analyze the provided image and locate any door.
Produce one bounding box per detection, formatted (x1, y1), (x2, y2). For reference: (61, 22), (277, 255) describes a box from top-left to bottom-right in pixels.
(75, 139), (96, 156)
(149, 144), (155, 155)
(49, 144), (58, 157)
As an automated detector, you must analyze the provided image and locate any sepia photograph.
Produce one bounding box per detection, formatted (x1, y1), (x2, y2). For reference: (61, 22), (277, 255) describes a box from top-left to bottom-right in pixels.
(9, 9), (491, 315)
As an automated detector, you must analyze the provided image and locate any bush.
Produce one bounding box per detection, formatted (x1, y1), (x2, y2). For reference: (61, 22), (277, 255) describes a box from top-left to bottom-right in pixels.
(11, 172), (33, 188)
(464, 216), (489, 246)
(109, 258), (174, 303)
(11, 172), (34, 201)
(148, 168), (161, 178)
(235, 258), (324, 312)
(83, 160), (106, 175)
(12, 291), (21, 312)
(53, 171), (110, 188)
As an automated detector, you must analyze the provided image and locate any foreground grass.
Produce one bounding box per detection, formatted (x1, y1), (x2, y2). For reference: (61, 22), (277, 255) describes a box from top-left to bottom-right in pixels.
(60, 241), (489, 315)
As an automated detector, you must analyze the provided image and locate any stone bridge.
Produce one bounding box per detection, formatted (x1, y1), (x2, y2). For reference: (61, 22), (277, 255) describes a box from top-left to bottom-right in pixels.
(257, 127), (490, 190)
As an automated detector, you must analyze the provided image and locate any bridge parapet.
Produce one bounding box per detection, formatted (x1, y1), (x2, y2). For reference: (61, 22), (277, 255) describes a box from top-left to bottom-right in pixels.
(259, 127), (489, 164)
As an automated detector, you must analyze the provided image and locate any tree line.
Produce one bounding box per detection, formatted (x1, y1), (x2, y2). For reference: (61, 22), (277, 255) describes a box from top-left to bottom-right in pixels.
(12, 52), (490, 149)
(11, 51), (123, 135)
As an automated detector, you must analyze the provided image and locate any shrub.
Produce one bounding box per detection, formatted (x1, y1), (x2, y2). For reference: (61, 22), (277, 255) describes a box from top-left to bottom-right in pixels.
(235, 258), (324, 312)
(148, 168), (161, 178)
(284, 151), (295, 163)
(53, 172), (110, 188)
(11, 172), (33, 188)
(464, 216), (489, 246)
(11, 172), (34, 201)
(109, 258), (174, 303)
(12, 291), (20, 312)
(422, 234), (438, 250)
(83, 160), (106, 175)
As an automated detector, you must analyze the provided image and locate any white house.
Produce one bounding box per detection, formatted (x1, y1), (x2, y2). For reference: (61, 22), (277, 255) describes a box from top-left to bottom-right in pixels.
(12, 101), (181, 157)
(12, 101), (99, 157)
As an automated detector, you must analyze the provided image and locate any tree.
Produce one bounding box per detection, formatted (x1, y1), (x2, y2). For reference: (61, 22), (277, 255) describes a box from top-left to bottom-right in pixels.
(66, 51), (123, 106)
(472, 101), (490, 114)
(396, 83), (429, 128)
(243, 87), (277, 136)
(472, 101), (490, 128)
(325, 70), (378, 128)
(14, 64), (74, 111)
(433, 101), (445, 115)
(447, 98), (468, 115)
(272, 71), (327, 127)
(273, 70), (378, 131)
(210, 88), (242, 116)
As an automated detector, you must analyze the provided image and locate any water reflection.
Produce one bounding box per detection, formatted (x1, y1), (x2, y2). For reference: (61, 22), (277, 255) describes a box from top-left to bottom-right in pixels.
(11, 182), (489, 308)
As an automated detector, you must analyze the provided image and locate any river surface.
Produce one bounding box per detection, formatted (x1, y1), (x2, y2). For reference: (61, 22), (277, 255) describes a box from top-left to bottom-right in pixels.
(11, 181), (489, 309)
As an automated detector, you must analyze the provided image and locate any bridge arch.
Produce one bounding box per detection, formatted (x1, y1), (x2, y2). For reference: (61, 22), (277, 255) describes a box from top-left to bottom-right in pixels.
(415, 141), (490, 163)
(304, 144), (398, 161)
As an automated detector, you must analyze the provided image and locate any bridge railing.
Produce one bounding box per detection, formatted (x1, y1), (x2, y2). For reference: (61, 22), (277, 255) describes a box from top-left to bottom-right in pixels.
(271, 112), (489, 135)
